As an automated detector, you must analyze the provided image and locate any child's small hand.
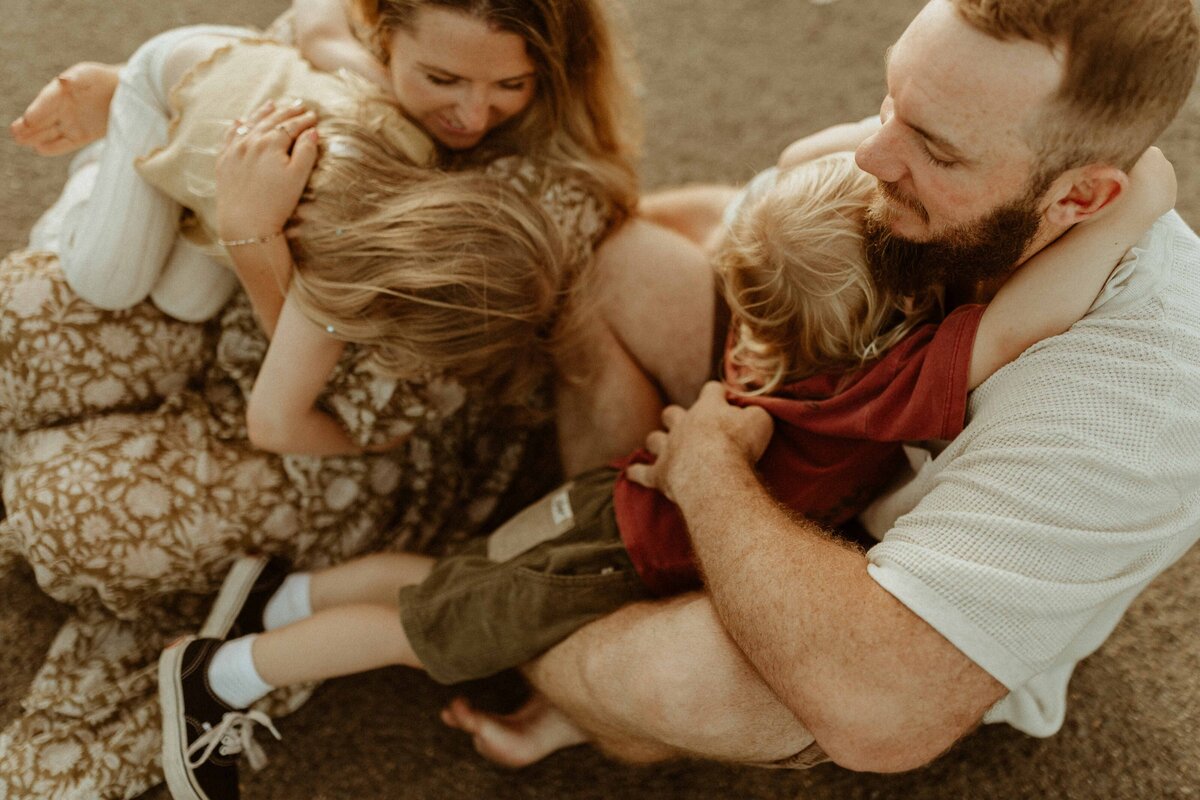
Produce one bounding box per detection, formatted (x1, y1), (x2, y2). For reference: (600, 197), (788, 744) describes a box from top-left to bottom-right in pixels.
(1087, 146), (1177, 231)
(215, 100), (320, 244)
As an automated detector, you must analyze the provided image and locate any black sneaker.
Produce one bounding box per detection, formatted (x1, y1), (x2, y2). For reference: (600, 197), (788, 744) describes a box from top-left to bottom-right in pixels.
(159, 636), (281, 800)
(199, 555), (291, 640)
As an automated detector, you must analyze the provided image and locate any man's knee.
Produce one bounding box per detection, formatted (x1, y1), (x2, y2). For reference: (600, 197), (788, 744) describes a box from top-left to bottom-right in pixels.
(575, 595), (812, 762)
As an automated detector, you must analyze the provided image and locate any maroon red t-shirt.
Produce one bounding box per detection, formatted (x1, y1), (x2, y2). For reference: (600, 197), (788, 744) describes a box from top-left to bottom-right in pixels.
(613, 303), (986, 596)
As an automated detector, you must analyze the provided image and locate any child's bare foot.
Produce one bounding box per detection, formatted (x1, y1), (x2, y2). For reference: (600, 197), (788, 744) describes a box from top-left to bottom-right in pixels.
(10, 62), (120, 156)
(440, 692), (590, 767)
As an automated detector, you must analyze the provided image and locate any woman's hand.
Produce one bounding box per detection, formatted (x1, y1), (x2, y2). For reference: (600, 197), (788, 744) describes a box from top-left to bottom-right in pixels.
(215, 100), (321, 243)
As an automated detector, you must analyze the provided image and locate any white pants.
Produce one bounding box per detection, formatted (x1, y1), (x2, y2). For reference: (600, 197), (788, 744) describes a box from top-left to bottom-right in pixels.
(33, 24), (254, 322)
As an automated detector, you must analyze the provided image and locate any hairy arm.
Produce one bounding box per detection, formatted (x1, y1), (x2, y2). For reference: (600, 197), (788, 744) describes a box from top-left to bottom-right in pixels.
(969, 147), (1175, 388)
(293, 0), (392, 92)
(626, 383), (1006, 771)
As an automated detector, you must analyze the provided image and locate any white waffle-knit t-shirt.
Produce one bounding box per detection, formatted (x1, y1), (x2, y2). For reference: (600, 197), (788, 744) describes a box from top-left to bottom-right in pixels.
(861, 210), (1200, 737)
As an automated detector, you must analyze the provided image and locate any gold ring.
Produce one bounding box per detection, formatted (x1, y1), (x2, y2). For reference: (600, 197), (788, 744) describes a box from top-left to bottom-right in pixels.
(234, 124), (250, 136)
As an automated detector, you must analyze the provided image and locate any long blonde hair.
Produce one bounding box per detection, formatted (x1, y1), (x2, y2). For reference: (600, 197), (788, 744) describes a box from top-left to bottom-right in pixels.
(283, 97), (570, 411)
(719, 153), (939, 396)
(356, 0), (642, 225)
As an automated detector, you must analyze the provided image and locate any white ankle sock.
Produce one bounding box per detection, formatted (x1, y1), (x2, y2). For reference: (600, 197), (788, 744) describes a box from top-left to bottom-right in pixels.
(208, 635), (274, 709)
(263, 573), (313, 631)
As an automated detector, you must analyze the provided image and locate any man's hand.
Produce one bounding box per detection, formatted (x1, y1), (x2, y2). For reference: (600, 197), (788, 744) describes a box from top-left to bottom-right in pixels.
(625, 381), (774, 503)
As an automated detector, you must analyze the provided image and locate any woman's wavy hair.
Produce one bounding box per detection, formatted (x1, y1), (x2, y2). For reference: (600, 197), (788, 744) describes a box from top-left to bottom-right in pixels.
(718, 153), (940, 397)
(283, 95), (571, 413)
(354, 0), (642, 226)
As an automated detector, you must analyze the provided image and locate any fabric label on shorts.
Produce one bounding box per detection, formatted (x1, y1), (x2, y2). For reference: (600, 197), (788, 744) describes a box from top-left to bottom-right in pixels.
(486, 483), (576, 562)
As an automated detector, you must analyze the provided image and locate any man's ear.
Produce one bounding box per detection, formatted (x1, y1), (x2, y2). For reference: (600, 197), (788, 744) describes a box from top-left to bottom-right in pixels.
(1043, 164), (1129, 227)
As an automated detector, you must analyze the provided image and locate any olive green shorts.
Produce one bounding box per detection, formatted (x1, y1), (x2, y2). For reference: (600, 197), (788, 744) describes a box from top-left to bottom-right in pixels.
(399, 466), (650, 685)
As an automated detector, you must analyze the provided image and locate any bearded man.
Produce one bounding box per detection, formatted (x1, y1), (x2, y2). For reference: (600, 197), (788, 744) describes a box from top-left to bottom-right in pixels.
(445, 0), (1200, 774)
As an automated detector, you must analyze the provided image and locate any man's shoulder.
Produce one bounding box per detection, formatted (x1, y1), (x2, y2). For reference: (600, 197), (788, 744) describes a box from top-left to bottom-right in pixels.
(1094, 210), (1200, 317)
(964, 212), (1200, 474)
(1008, 211), (1195, 364)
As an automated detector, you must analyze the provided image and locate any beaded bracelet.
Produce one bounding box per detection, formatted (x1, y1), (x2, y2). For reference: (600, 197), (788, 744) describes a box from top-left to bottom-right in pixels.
(217, 231), (285, 247)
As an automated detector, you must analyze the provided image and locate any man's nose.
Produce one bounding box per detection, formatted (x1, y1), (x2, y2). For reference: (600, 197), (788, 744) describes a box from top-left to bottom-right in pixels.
(855, 124), (906, 184)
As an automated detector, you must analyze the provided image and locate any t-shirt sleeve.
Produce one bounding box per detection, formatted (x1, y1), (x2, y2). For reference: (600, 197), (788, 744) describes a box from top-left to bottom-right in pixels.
(853, 302), (986, 442)
(865, 313), (1200, 690)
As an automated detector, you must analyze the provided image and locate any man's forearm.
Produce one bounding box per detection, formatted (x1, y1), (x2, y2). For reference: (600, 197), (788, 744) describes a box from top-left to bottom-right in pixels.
(675, 456), (1005, 771)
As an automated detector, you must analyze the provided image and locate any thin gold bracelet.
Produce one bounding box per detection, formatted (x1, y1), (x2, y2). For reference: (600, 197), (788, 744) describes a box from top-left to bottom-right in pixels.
(217, 231), (285, 247)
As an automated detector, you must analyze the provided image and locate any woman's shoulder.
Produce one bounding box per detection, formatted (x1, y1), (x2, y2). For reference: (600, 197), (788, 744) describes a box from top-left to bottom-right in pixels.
(481, 155), (617, 252)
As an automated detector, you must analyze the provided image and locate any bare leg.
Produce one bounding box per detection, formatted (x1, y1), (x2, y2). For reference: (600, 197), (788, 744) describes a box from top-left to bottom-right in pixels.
(9, 62), (120, 156)
(241, 552), (434, 687)
(309, 551), (435, 611)
(251, 603), (421, 687)
(558, 220), (717, 474)
(437, 595), (815, 768)
(555, 317), (665, 475)
(520, 593), (813, 765)
(639, 184), (740, 251)
(594, 219), (716, 407)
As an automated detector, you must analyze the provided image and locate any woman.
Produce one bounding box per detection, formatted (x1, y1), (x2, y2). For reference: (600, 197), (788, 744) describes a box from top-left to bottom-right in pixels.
(0, 2), (663, 798)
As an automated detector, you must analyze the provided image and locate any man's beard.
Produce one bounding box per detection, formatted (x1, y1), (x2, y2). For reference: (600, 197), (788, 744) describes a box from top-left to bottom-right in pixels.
(863, 180), (1047, 298)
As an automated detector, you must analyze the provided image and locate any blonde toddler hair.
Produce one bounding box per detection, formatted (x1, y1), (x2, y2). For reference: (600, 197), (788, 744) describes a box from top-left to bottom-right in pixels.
(719, 152), (939, 396)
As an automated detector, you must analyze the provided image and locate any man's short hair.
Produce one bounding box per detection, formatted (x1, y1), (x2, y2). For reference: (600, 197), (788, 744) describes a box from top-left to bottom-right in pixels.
(951, 0), (1200, 174)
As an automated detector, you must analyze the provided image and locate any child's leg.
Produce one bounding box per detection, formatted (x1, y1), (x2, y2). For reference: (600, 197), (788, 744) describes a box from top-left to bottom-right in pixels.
(309, 551), (436, 610)
(55, 25), (252, 312)
(160, 605), (425, 800)
(251, 603), (421, 689)
(202, 553), (437, 708)
(639, 184), (740, 252)
(202, 551), (436, 639)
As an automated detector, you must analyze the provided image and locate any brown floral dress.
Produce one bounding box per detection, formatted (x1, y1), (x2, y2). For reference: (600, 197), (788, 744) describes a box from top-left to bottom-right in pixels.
(0, 154), (611, 799)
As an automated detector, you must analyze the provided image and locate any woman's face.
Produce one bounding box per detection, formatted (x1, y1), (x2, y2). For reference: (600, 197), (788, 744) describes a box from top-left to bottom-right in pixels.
(388, 7), (537, 150)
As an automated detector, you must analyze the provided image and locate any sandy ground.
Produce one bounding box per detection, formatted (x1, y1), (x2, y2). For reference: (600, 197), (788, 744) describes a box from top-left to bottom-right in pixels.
(1, 1), (1198, 798)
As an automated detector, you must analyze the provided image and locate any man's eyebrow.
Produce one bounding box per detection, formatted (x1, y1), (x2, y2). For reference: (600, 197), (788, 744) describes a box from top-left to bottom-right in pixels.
(911, 122), (968, 161)
(881, 45), (969, 162)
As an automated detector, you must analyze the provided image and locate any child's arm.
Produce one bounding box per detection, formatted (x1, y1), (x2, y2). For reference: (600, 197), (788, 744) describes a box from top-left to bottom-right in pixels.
(246, 292), (362, 456)
(640, 116), (882, 252)
(293, 0), (392, 93)
(968, 147), (1176, 388)
(777, 115), (881, 169)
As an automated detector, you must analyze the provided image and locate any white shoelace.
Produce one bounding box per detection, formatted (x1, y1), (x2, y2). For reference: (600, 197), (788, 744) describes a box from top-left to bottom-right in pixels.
(187, 710), (282, 772)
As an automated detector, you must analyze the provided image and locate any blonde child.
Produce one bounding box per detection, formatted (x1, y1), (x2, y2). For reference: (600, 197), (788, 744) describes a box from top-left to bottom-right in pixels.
(158, 148), (1173, 797)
